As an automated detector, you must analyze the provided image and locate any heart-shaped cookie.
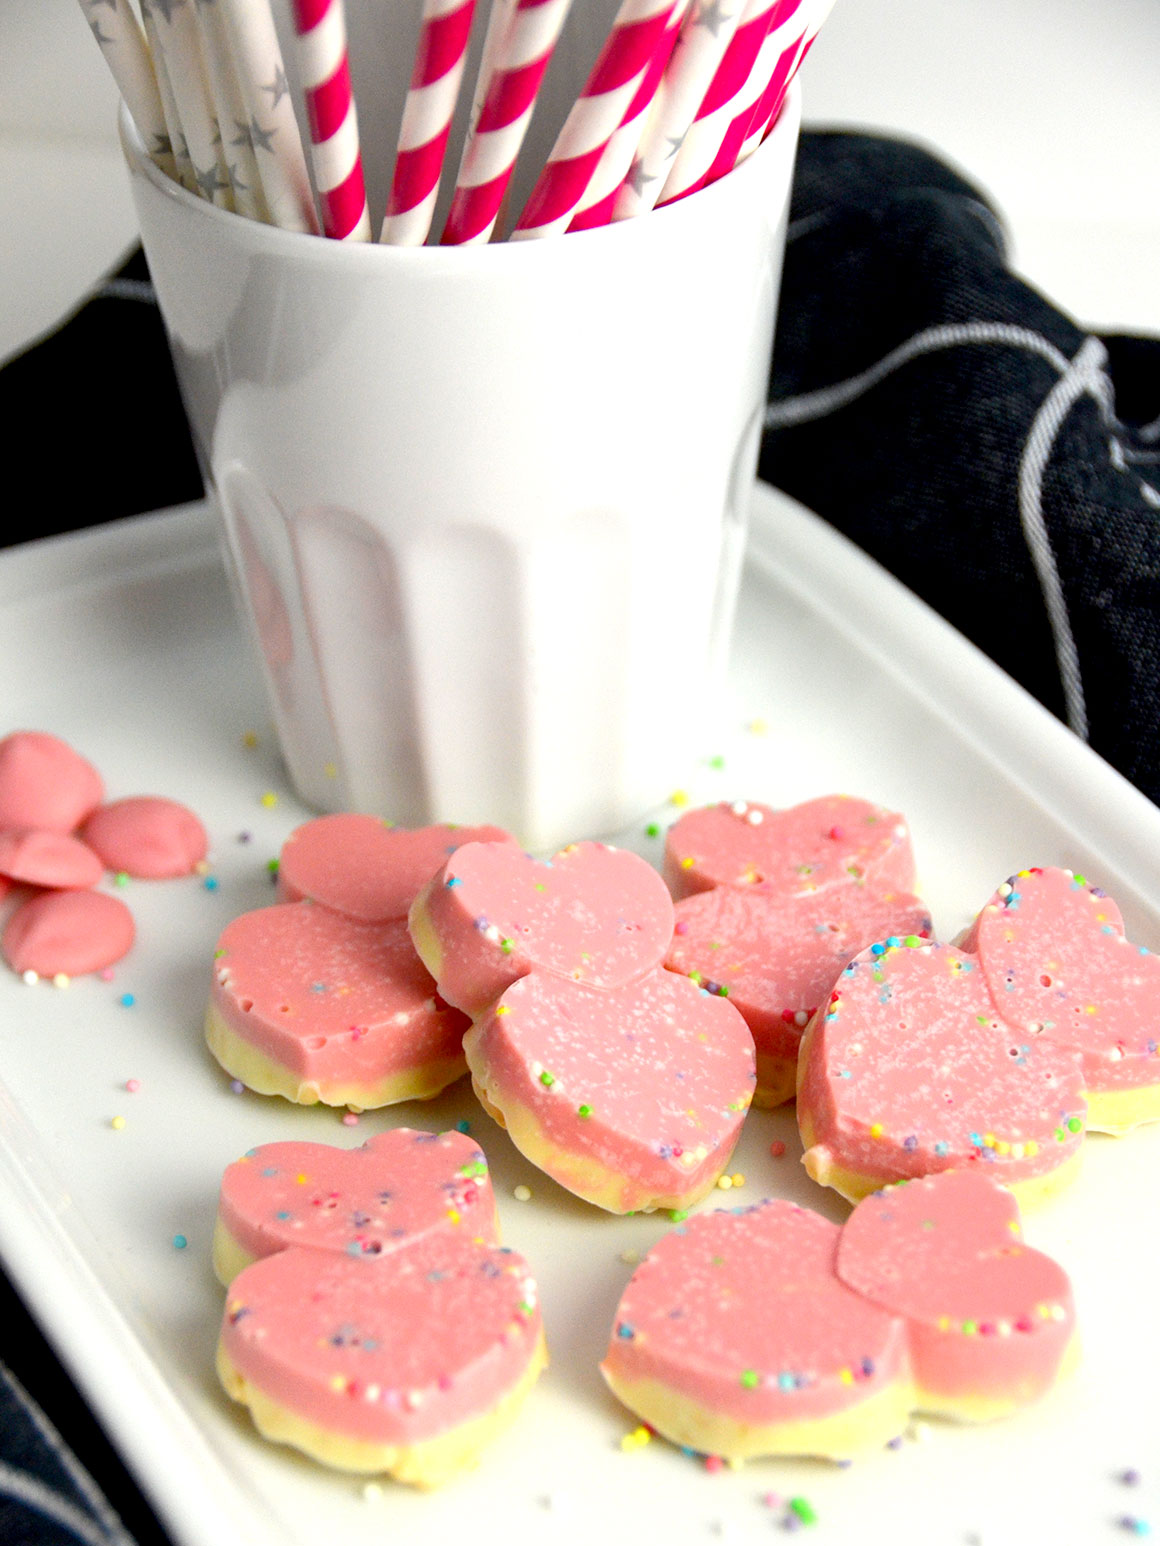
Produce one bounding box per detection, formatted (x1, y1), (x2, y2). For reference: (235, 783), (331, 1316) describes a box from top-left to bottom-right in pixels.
(278, 815), (512, 922)
(965, 866), (1160, 1133)
(218, 1235), (546, 1488)
(466, 968), (755, 1214)
(206, 903), (469, 1108)
(665, 882), (931, 1108)
(837, 1170), (1076, 1421)
(797, 938), (1088, 1204)
(601, 1199), (912, 1460)
(213, 1129), (498, 1285)
(663, 795), (916, 901)
(410, 840), (674, 1016)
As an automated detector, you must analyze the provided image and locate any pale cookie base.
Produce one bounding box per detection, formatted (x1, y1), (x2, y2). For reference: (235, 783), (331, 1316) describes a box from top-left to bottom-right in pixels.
(204, 1000), (466, 1109)
(466, 1066), (735, 1216)
(601, 1367), (915, 1462)
(751, 1052), (797, 1110)
(799, 1130), (1084, 1210)
(211, 1217), (255, 1288)
(216, 1331), (548, 1489)
(1084, 1081), (1160, 1135)
(911, 1333), (1081, 1424)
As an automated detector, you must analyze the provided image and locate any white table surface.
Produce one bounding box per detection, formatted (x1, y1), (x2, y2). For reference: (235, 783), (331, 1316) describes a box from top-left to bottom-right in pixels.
(1, 0), (1158, 369)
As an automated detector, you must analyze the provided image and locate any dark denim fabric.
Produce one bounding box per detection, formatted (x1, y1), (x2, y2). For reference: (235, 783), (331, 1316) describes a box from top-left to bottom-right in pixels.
(760, 132), (1160, 805)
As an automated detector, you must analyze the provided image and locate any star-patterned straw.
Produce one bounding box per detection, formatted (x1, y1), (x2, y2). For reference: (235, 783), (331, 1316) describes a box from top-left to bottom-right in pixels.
(192, 0), (266, 220)
(611, 0), (747, 222)
(511, 0), (686, 240)
(144, 0), (234, 208)
(217, 0), (320, 233)
(76, 0), (176, 181)
(381, 0), (479, 246)
(289, 0), (372, 240)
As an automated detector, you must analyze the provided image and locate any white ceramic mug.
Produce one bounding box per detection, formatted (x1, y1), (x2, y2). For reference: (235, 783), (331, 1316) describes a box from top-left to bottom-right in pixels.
(122, 60), (800, 852)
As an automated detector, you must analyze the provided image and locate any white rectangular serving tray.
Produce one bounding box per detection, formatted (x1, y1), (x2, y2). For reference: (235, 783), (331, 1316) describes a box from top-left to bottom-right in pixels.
(1, 482), (1158, 1546)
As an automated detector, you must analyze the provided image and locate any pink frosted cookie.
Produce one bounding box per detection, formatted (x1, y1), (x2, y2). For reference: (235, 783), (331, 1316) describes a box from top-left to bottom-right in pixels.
(964, 867), (1160, 1134)
(664, 795), (916, 902)
(213, 1129), (498, 1285)
(797, 938), (1088, 1205)
(837, 1170), (1077, 1422)
(206, 902), (469, 1108)
(468, 969), (755, 1214)
(411, 841), (755, 1212)
(410, 839), (675, 1017)
(80, 796), (208, 878)
(3, 889), (134, 977)
(0, 731), (103, 834)
(218, 1234), (546, 1487)
(666, 883), (932, 1108)
(0, 829), (104, 890)
(277, 815), (512, 922)
(601, 1199), (912, 1460)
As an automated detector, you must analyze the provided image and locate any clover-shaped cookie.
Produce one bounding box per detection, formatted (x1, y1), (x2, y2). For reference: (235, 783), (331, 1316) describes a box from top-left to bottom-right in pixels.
(963, 867), (1160, 1134)
(212, 1128), (498, 1284)
(797, 937), (1088, 1204)
(661, 796), (928, 1107)
(409, 840), (756, 1214)
(214, 1129), (545, 1488)
(206, 818), (512, 1108)
(600, 1170), (1075, 1462)
(663, 794), (916, 900)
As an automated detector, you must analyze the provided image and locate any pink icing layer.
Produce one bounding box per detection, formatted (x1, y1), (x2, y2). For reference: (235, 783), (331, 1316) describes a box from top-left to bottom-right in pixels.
(663, 795), (915, 902)
(469, 967), (755, 1209)
(602, 1201), (907, 1426)
(2, 889), (134, 976)
(221, 1236), (542, 1445)
(837, 1170), (1075, 1406)
(797, 939), (1088, 1189)
(665, 884), (931, 1085)
(0, 732), (103, 834)
(277, 816), (512, 923)
(81, 796), (208, 879)
(0, 829), (104, 890)
(211, 902), (468, 1090)
(218, 1130), (498, 1264)
(411, 841), (674, 1016)
(964, 867), (1160, 1095)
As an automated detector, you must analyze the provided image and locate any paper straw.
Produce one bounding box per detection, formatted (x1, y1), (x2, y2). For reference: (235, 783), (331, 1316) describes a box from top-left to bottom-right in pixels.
(654, 0), (786, 205)
(441, 0), (575, 246)
(146, 0), (234, 207)
(739, 0), (831, 161)
(216, 0), (319, 234)
(565, 0), (689, 232)
(138, 6), (196, 193)
(512, 0), (685, 240)
(381, 0), (478, 246)
(611, 0), (746, 222)
(192, 1), (266, 220)
(76, 0), (176, 182)
(290, 0), (372, 241)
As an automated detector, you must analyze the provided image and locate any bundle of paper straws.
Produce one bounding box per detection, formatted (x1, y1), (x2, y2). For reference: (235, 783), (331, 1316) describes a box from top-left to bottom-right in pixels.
(82, 0), (832, 245)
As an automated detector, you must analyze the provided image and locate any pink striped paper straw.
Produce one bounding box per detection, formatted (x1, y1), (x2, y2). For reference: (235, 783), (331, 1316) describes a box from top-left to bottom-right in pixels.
(441, 0), (574, 246)
(565, 1), (689, 232)
(77, 0), (176, 181)
(381, 0), (478, 246)
(738, 0), (832, 162)
(657, 0), (801, 205)
(512, 0), (685, 240)
(290, 0), (372, 241)
(611, 0), (747, 222)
